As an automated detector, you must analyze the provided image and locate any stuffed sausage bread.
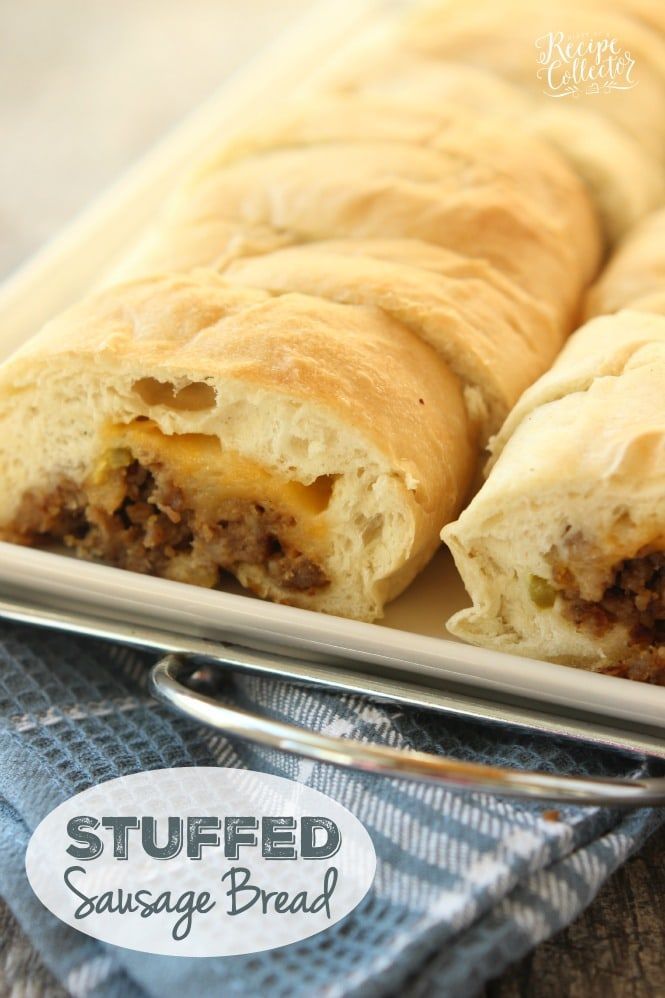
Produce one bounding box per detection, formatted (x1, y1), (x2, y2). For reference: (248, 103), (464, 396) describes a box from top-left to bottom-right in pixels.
(0, 272), (474, 621)
(443, 310), (665, 682)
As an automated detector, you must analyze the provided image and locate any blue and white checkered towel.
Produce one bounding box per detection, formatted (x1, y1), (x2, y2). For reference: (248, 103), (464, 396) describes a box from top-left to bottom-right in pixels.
(0, 621), (662, 996)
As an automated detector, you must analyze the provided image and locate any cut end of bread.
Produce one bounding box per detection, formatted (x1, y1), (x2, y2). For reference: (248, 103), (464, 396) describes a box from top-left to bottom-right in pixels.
(0, 274), (473, 621)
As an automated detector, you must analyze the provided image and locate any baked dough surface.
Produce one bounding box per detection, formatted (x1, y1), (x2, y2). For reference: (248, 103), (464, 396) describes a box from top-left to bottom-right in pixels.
(444, 311), (665, 681)
(0, 273), (474, 620)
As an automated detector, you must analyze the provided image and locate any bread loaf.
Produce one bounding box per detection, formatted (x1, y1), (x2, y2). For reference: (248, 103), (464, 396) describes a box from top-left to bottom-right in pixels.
(0, 2), (618, 621)
(586, 208), (665, 317)
(118, 97), (601, 327)
(324, 49), (664, 244)
(443, 311), (665, 682)
(0, 273), (474, 621)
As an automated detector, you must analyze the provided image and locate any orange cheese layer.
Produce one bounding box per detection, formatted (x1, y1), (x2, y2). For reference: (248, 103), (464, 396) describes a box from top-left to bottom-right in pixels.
(90, 419), (335, 545)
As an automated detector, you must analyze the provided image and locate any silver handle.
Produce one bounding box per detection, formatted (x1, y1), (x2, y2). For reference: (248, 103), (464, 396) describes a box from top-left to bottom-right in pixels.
(150, 654), (665, 806)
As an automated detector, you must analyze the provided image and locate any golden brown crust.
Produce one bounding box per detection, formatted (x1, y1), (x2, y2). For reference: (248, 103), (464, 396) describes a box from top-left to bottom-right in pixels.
(128, 143), (583, 322)
(7, 271), (474, 524)
(585, 209), (665, 318)
(192, 96), (599, 277)
(322, 48), (664, 246)
(218, 239), (563, 439)
(2, 13), (620, 621)
(401, 1), (665, 161)
(122, 97), (601, 325)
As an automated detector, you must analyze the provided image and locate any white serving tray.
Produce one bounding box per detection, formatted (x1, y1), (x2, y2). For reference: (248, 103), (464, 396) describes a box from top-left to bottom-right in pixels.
(0, 0), (663, 743)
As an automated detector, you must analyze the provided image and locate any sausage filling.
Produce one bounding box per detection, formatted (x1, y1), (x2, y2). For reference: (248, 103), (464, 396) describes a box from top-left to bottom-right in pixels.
(7, 455), (330, 595)
(544, 540), (665, 683)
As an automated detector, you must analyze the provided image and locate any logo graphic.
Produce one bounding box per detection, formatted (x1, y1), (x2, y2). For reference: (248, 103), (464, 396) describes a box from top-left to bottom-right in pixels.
(536, 32), (637, 97)
(26, 768), (376, 957)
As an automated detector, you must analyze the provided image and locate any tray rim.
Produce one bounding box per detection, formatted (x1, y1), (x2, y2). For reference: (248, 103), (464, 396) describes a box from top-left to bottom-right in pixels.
(2, 544), (664, 734)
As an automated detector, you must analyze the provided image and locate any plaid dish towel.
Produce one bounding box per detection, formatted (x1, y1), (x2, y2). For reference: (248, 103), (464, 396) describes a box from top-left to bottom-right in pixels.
(0, 621), (662, 997)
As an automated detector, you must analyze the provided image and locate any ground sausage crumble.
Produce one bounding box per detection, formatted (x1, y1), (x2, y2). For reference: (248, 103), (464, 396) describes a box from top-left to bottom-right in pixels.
(548, 539), (665, 684)
(8, 460), (329, 595)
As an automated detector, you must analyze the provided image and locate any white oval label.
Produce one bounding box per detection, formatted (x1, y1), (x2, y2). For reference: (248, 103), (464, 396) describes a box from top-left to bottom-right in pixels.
(26, 767), (376, 956)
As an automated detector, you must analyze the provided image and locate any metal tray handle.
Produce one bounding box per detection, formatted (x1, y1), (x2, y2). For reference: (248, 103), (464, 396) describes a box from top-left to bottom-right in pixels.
(151, 654), (665, 807)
